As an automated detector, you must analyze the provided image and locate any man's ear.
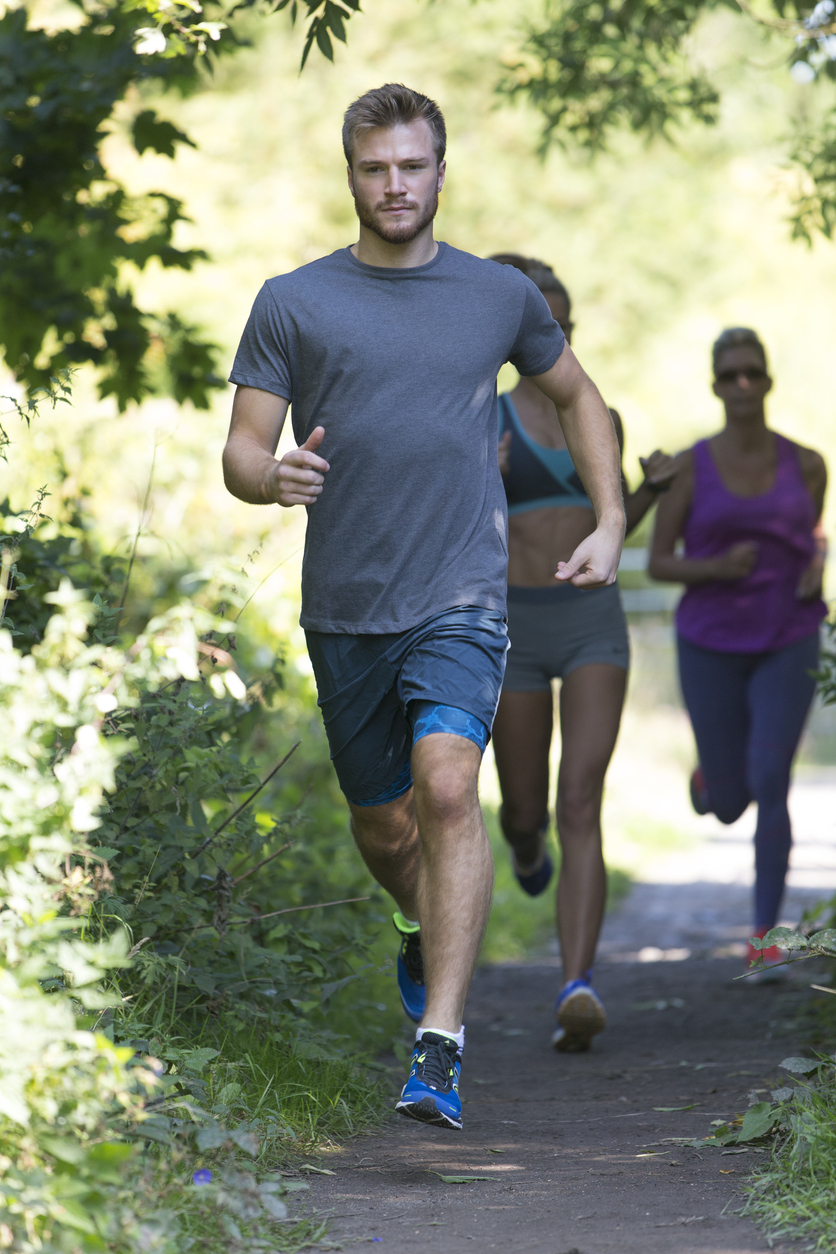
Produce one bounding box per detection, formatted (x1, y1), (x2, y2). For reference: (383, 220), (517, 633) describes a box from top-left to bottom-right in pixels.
(347, 163), (355, 197)
(437, 158), (446, 193)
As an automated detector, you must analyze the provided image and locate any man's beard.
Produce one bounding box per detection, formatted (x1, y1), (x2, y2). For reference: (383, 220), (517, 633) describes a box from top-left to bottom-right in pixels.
(354, 188), (439, 244)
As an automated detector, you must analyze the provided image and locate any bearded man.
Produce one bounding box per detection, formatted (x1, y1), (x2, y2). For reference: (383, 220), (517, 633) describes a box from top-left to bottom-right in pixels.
(223, 83), (625, 1130)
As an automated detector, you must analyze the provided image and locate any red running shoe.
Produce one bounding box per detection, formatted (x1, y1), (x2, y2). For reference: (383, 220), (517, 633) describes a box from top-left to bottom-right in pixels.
(689, 766), (710, 815)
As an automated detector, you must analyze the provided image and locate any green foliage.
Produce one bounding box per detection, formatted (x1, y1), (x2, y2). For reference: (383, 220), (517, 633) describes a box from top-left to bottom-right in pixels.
(742, 1055), (836, 1249)
(503, 0), (723, 152)
(792, 121), (836, 241)
(273, 0), (362, 68)
(504, 0), (836, 240)
(0, 3), (220, 409)
(0, 581), (191, 1249)
(0, 0), (365, 409)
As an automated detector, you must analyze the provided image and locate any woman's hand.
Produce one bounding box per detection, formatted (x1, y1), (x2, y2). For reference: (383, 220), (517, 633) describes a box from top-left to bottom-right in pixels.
(713, 541), (758, 581)
(639, 450), (677, 493)
(797, 555), (825, 601)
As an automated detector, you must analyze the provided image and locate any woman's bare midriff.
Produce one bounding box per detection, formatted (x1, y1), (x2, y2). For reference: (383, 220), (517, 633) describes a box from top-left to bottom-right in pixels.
(507, 503), (597, 587)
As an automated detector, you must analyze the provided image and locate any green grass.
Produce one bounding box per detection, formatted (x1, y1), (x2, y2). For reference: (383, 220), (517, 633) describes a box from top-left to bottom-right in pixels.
(743, 1060), (836, 1251)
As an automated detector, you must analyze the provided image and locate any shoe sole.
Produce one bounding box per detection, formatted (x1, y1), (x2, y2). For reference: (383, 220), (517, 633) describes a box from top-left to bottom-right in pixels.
(399, 995), (425, 1024)
(395, 1096), (462, 1131)
(553, 988), (607, 1053)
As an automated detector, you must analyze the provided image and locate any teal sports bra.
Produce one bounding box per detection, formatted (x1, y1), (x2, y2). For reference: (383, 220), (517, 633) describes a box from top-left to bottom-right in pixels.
(498, 392), (592, 516)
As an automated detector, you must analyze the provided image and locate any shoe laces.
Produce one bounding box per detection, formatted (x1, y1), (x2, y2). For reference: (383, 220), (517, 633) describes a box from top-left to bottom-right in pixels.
(401, 931), (425, 985)
(414, 1034), (457, 1091)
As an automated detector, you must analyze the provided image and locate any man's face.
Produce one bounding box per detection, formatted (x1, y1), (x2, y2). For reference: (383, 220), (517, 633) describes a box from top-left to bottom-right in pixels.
(347, 120), (445, 245)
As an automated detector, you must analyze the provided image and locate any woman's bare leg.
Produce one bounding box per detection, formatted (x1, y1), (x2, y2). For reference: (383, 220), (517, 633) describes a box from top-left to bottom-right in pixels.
(492, 688), (554, 870)
(556, 663), (627, 982)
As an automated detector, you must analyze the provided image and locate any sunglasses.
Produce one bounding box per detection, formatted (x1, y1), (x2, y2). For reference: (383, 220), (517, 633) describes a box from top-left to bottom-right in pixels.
(715, 367), (768, 384)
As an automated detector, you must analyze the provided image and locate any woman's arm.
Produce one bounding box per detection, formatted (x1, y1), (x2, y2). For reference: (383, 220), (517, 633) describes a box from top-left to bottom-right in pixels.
(796, 444), (828, 600)
(647, 450), (758, 585)
(609, 409), (678, 536)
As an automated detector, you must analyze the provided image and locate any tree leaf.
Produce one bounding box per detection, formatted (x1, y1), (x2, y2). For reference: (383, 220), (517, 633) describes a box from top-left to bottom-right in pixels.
(738, 1103), (781, 1142)
(780, 1056), (824, 1074)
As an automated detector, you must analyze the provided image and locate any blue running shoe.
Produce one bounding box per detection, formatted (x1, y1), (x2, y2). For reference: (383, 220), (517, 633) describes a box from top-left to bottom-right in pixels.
(394, 912), (425, 1023)
(395, 1031), (462, 1130)
(551, 977), (606, 1052)
(512, 850), (554, 898)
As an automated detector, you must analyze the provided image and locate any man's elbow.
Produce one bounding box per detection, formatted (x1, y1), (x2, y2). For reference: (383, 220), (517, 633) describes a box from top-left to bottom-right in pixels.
(222, 442), (244, 500)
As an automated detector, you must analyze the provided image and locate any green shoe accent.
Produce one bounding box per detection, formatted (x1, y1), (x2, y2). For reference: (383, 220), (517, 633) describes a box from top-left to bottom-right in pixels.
(393, 911), (420, 934)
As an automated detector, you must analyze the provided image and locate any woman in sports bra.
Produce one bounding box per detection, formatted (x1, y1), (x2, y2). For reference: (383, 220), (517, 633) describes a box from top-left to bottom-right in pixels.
(649, 328), (827, 976)
(490, 254), (676, 1051)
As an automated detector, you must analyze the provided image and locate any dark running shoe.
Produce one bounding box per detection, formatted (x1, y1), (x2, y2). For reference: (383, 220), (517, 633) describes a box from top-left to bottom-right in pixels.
(393, 912), (425, 1023)
(689, 766), (710, 816)
(512, 850), (554, 898)
(395, 1031), (462, 1130)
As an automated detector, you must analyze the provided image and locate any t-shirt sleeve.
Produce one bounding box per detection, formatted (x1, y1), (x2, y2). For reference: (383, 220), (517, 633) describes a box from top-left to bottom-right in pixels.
(228, 283), (292, 399)
(507, 276), (566, 377)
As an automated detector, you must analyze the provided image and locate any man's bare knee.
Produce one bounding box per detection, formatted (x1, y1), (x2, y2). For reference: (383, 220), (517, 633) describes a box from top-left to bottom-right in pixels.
(412, 734), (481, 826)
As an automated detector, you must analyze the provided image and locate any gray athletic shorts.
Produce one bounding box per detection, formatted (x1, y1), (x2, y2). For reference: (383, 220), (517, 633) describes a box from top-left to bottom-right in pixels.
(503, 583), (630, 692)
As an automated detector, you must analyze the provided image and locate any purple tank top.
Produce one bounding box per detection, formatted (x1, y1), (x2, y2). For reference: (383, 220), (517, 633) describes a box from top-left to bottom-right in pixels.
(676, 435), (825, 653)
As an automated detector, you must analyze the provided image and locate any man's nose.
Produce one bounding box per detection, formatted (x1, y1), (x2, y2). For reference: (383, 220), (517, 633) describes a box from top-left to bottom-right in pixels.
(385, 166), (406, 195)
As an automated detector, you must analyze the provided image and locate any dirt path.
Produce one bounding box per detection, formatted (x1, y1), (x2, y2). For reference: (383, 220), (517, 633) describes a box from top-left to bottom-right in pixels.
(301, 958), (811, 1253)
(297, 780), (836, 1252)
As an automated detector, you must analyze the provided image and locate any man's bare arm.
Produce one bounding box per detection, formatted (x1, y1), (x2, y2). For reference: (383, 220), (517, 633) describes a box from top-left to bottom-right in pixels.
(222, 385), (330, 507)
(529, 345), (625, 587)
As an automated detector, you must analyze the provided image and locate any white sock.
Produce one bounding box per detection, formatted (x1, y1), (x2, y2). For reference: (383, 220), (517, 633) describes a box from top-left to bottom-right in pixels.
(416, 1025), (465, 1054)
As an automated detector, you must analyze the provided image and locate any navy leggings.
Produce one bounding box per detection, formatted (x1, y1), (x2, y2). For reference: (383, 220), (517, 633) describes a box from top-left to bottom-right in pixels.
(677, 630), (819, 930)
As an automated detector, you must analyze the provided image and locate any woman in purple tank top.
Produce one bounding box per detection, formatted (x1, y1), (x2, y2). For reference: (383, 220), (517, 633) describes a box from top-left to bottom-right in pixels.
(650, 328), (827, 974)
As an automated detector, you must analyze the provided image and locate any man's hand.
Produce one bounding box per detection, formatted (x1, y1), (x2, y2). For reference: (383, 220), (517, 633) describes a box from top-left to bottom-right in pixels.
(274, 427), (330, 507)
(556, 517), (624, 588)
(223, 387), (331, 509)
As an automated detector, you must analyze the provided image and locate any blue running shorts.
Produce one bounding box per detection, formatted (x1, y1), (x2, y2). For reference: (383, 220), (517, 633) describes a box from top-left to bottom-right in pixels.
(305, 606), (508, 807)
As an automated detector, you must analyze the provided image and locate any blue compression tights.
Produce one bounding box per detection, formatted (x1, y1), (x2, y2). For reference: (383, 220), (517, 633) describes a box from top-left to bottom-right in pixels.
(677, 631), (819, 930)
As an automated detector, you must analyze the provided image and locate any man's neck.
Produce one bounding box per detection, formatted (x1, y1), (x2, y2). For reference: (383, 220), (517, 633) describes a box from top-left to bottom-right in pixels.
(351, 226), (438, 269)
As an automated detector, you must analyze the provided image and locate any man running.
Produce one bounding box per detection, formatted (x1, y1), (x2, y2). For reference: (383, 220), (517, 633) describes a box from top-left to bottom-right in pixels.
(223, 83), (625, 1131)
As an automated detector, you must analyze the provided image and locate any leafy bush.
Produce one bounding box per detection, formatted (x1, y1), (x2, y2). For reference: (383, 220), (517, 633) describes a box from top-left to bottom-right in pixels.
(0, 582), (195, 1248)
(0, 455), (398, 1250)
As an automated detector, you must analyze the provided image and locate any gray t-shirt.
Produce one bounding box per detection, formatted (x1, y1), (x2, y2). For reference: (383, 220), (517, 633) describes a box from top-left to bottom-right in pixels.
(229, 243), (565, 633)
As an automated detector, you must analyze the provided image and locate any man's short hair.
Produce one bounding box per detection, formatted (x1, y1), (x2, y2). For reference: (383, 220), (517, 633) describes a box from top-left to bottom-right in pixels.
(342, 83), (447, 167)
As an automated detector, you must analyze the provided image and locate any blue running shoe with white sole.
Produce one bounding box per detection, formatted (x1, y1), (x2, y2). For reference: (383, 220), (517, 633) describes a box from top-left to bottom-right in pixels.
(396, 1031), (462, 1130)
(551, 978), (606, 1052)
(394, 912), (425, 1023)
